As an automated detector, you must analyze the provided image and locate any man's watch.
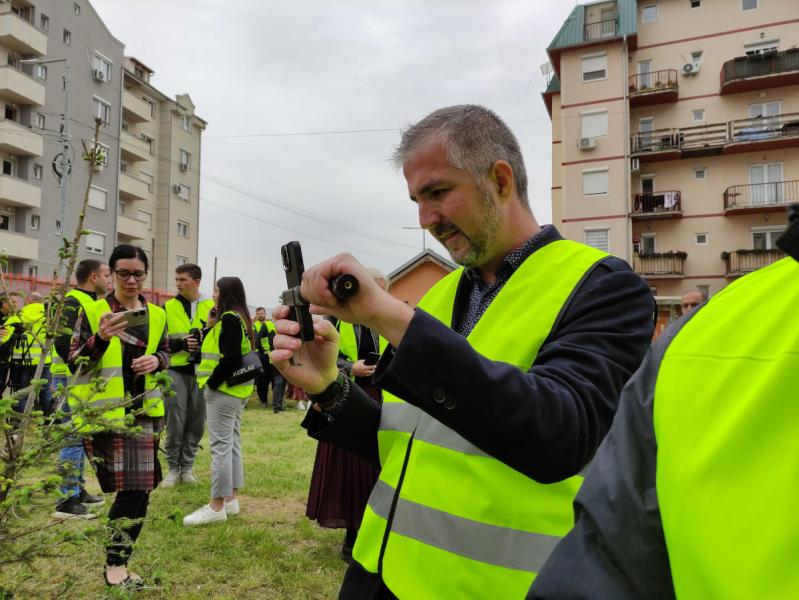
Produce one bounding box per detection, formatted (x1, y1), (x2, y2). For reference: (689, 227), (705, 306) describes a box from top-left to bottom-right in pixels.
(309, 369), (350, 410)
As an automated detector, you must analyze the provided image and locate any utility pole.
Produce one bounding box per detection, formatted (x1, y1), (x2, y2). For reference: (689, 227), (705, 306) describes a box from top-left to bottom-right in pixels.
(213, 256), (218, 283)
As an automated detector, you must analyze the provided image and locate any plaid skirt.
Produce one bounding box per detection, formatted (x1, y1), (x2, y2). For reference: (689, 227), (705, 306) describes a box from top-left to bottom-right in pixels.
(83, 416), (164, 493)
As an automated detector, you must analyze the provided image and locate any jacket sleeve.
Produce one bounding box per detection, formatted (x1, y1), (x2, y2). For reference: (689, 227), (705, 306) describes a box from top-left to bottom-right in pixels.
(207, 313), (243, 390)
(374, 259), (656, 482)
(54, 296), (81, 364)
(527, 324), (685, 600)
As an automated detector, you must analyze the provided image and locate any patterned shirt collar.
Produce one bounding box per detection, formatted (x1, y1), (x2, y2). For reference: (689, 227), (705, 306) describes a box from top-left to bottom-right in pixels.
(463, 224), (556, 285)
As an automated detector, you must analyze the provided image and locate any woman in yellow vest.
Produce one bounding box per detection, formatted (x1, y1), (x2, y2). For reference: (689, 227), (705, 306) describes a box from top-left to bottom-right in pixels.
(68, 245), (170, 589)
(185, 276), (255, 526)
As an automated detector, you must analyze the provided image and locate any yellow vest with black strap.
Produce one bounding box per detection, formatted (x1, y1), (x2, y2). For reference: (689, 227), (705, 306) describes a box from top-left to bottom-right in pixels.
(654, 256), (799, 599)
(69, 299), (167, 432)
(337, 321), (388, 378)
(253, 320), (275, 355)
(164, 296), (215, 368)
(51, 289), (96, 377)
(196, 311), (254, 399)
(11, 303), (51, 366)
(352, 239), (608, 598)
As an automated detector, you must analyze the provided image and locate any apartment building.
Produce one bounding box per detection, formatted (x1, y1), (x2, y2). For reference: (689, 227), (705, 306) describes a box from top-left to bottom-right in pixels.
(544, 0), (798, 299)
(121, 58), (206, 290)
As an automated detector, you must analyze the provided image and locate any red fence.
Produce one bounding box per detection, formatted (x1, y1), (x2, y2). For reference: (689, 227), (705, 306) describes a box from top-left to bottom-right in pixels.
(1, 274), (174, 305)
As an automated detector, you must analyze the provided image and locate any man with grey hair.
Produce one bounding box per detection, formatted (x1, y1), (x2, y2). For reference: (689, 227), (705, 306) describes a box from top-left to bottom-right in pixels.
(680, 289), (705, 315)
(271, 104), (655, 599)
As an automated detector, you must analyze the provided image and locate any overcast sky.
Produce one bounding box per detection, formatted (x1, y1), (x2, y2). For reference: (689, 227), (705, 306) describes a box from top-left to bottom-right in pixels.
(91, 0), (572, 308)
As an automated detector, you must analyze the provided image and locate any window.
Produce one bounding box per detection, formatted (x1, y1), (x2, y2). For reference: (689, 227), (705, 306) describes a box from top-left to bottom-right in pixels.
(139, 171), (154, 193)
(63, 29), (71, 45)
(92, 54), (112, 82)
(88, 186), (107, 210)
(137, 210), (152, 230)
(5, 104), (17, 121)
(92, 97), (111, 124)
(27, 265), (38, 278)
(745, 40), (779, 55)
(749, 101), (781, 130)
(585, 229), (609, 252)
(55, 220), (61, 235)
(176, 220), (189, 237)
(118, 200), (125, 215)
(30, 214), (40, 230)
(6, 54), (17, 69)
(33, 164), (43, 180)
(120, 161), (127, 173)
(692, 109), (705, 122)
(742, 0), (758, 10)
(2, 159), (13, 176)
(749, 163), (784, 204)
(36, 113), (45, 129)
(36, 64), (47, 80)
(641, 234), (656, 254)
(0, 211), (11, 230)
(40, 14), (49, 31)
(581, 54), (607, 81)
(581, 110), (608, 138)
(690, 0), (701, 7)
(642, 4), (658, 23)
(180, 114), (191, 132)
(141, 134), (154, 155)
(73, 3), (81, 15)
(142, 97), (155, 117)
(694, 167), (707, 180)
(638, 60), (652, 88)
(695, 233), (709, 245)
(582, 169), (609, 195)
(752, 227), (784, 249)
(85, 231), (105, 254)
(176, 255), (189, 267)
(179, 149), (191, 170)
(177, 183), (190, 201)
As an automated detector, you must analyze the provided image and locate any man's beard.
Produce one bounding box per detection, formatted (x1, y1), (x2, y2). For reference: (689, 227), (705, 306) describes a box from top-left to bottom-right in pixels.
(445, 184), (500, 269)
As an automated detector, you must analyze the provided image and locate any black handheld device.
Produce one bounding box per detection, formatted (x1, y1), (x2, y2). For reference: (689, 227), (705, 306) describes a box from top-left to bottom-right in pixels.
(281, 241), (316, 341)
(364, 351), (381, 366)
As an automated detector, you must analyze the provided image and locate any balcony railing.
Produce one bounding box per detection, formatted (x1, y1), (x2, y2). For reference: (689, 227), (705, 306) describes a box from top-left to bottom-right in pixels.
(629, 69), (678, 94)
(730, 112), (799, 144)
(721, 49), (799, 88)
(631, 190), (681, 217)
(723, 180), (798, 212)
(723, 249), (786, 277)
(633, 252), (687, 279)
(584, 18), (616, 41)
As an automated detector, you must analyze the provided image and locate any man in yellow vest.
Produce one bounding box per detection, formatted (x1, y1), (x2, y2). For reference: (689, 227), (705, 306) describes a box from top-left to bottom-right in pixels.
(8, 292), (52, 415)
(162, 263), (215, 487)
(271, 105), (656, 599)
(528, 209), (799, 599)
(252, 306), (272, 409)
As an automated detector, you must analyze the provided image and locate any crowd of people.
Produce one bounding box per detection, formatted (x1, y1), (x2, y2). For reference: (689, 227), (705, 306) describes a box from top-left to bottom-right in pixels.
(1, 103), (796, 598)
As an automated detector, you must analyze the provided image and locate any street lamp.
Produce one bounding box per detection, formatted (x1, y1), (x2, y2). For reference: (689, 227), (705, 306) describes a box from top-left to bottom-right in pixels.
(20, 58), (70, 235)
(401, 226), (427, 251)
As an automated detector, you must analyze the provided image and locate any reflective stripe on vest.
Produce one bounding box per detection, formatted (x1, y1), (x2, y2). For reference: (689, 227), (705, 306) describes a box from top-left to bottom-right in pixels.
(197, 311), (254, 399)
(69, 299), (167, 432)
(654, 256), (799, 599)
(51, 289), (96, 376)
(164, 297), (214, 368)
(353, 239), (608, 598)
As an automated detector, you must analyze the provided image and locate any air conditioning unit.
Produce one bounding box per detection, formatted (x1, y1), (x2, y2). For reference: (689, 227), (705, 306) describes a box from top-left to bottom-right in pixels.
(92, 69), (105, 82)
(179, 163), (188, 172)
(578, 137), (598, 150)
(682, 63), (700, 76)
(172, 184), (182, 194)
(630, 157), (640, 173)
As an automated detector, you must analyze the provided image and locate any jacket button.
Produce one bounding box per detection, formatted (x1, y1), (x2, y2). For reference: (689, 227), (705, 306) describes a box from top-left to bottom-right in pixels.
(433, 388), (446, 403)
(443, 396), (456, 410)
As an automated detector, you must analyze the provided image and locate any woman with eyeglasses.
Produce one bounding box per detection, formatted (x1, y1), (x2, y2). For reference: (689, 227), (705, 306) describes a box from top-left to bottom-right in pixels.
(184, 276), (255, 526)
(68, 244), (170, 588)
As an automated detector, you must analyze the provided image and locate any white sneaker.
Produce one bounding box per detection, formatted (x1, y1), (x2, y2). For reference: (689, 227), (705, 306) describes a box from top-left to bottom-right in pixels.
(161, 470), (180, 488)
(183, 504), (227, 526)
(180, 471), (200, 484)
(224, 498), (240, 516)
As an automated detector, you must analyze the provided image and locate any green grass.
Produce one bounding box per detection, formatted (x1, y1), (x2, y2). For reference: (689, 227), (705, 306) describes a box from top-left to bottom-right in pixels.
(0, 398), (348, 599)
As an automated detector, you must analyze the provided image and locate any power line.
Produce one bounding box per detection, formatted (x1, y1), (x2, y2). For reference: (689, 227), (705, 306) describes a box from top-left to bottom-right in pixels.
(207, 127), (402, 139)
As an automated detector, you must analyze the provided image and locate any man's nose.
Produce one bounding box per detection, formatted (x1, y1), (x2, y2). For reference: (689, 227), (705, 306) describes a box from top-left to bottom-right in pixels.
(417, 200), (440, 231)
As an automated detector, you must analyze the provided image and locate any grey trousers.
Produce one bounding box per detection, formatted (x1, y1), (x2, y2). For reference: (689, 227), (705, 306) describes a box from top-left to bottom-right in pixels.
(205, 388), (246, 499)
(164, 370), (206, 472)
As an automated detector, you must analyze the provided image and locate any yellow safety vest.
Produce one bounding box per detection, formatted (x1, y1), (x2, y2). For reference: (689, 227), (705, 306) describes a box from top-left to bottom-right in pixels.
(337, 321), (387, 378)
(164, 296), (214, 368)
(353, 239), (608, 598)
(197, 311), (254, 399)
(10, 303), (51, 366)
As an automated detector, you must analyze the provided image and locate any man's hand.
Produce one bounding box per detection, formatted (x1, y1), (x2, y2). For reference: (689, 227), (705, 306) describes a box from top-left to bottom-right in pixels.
(98, 312), (127, 342)
(270, 306), (340, 394)
(300, 253), (414, 348)
(351, 359), (376, 378)
(131, 354), (159, 375)
(185, 336), (199, 352)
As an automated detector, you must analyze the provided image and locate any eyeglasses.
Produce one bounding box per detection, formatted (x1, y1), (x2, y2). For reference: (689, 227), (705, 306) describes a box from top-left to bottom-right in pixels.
(114, 269), (147, 281)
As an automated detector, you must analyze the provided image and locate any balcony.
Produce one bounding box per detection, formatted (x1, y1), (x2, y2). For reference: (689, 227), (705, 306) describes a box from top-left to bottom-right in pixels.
(633, 252), (687, 280)
(0, 12), (47, 56)
(0, 230), (38, 260)
(631, 112), (799, 163)
(121, 131), (151, 163)
(628, 70), (678, 108)
(723, 249), (786, 277)
(119, 172), (150, 201)
(117, 215), (148, 241)
(723, 180), (798, 215)
(631, 190), (682, 220)
(0, 66), (45, 106)
(721, 49), (799, 95)
(0, 119), (42, 156)
(583, 18), (616, 42)
(0, 175), (40, 209)
(122, 89), (152, 123)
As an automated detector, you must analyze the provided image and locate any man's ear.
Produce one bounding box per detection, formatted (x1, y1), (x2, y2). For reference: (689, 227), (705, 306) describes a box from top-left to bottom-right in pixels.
(489, 160), (514, 199)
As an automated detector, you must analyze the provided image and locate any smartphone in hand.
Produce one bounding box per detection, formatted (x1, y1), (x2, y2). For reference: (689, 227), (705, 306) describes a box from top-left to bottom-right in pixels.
(281, 241), (315, 341)
(364, 351), (381, 366)
(119, 308), (147, 328)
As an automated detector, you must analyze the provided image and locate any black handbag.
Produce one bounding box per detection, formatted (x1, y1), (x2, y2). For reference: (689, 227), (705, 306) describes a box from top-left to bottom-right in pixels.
(225, 351), (263, 387)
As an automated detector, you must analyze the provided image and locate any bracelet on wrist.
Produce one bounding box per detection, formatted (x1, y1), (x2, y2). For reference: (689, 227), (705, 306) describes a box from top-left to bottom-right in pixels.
(309, 370), (350, 413)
